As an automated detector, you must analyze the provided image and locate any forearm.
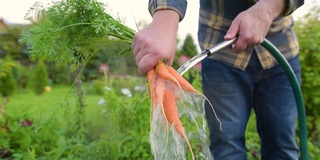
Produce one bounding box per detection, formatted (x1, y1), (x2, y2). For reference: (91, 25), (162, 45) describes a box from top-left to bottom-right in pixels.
(255, 0), (304, 19)
(151, 10), (180, 35)
(254, 0), (286, 19)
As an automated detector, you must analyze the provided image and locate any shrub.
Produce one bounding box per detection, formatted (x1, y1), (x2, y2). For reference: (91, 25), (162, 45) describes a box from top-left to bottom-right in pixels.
(0, 55), (17, 96)
(28, 60), (49, 95)
(46, 63), (72, 86)
(12, 63), (29, 90)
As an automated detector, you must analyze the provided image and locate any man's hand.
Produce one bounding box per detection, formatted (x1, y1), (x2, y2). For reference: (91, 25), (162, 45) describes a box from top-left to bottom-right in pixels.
(224, 0), (286, 53)
(132, 10), (180, 74)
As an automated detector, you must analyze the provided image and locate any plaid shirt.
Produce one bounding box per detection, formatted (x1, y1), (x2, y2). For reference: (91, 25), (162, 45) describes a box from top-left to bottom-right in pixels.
(148, 0), (304, 70)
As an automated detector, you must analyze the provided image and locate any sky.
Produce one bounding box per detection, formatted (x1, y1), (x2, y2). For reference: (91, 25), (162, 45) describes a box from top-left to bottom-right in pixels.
(0, 0), (317, 48)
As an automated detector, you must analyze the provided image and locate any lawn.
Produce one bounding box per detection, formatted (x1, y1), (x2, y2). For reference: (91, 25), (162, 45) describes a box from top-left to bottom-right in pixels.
(5, 86), (100, 119)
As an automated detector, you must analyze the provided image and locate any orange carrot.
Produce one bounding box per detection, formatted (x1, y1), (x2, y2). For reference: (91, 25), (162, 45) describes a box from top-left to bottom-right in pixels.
(162, 89), (180, 126)
(155, 61), (179, 86)
(147, 68), (157, 107)
(162, 88), (195, 160)
(167, 66), (201, 94)
(147, 68), (155, 85)
(155, 75), (165, 107)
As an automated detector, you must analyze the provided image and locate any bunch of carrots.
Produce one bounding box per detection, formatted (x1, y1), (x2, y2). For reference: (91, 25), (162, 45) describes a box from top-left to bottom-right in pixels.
(147, 61), (204, 160)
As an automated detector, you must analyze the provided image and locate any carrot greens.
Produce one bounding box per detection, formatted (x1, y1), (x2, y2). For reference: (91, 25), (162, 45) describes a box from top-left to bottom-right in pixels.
(20, 0), (135, 70)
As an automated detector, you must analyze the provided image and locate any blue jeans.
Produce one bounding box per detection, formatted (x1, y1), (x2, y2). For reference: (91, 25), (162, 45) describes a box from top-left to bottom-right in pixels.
(201, 52), (300, 160)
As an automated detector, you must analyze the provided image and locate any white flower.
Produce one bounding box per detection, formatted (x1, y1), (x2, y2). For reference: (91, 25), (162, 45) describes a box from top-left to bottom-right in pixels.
(121, 88), (132, 97)
(97, 98), (106, 106)
(105, 86), (111, 92)
(134, 85), (146, 92)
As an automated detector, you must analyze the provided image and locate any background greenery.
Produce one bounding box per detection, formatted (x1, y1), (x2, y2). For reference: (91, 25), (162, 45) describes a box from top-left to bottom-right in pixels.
(0, 2), (319, 160)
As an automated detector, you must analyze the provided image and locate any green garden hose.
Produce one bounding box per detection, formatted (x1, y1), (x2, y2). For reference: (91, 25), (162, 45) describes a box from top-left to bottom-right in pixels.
(261, 39), (309, 160)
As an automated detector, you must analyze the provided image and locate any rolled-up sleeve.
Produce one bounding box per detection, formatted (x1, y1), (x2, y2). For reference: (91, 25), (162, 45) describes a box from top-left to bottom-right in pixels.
(282, 0), (304, 16)
(148, 0), (188, 21)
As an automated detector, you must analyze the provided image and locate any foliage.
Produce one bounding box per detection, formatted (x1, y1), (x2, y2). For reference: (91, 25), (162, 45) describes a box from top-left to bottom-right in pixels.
(0, 57), (15, 79)
(294, 4), (320, 151)
(93, 75), (151, 159)
(46, 63), (72, 86)
(20, 0), (135, 70)
(0, 55), (17, 96)
(246, 132), (261, 160)
(89, 79), (105, 95)
(0, 113), (59, 160)
(12, 62), (29, 90)
(0, 75), (152, 159)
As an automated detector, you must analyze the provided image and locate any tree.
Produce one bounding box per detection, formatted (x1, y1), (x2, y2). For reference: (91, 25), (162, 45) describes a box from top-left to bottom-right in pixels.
(179, 34), (198, 58)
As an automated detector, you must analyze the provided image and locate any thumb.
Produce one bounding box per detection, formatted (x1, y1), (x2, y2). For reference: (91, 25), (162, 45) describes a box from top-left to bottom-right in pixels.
(166, 57), (174, 67)
(225, 19), (240, 40)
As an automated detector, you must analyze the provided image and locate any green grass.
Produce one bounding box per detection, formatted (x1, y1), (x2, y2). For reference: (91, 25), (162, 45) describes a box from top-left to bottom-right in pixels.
(4, 86), (103, 120)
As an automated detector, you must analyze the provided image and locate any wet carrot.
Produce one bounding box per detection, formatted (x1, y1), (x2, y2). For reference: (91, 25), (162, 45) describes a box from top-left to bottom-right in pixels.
(155, 75), (165, 107)
(162, 88), (195, 160)
(147, 68), (155, 86)
(155, 61), (179, 86)
(167, 66), (201, 94)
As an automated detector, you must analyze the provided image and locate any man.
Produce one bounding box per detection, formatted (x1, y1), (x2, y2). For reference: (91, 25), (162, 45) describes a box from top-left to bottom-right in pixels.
(132, 0), (304, 159)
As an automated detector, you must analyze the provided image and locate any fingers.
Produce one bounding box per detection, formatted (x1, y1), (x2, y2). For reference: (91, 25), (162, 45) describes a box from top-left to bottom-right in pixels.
(134, 48), (173, 74)
(134, 49), (173, 74)
(224, 19), (240, 40)
(132, 39), (161, 74)
(137, 52), (160, 74)
(225, 19), (248, 53)
(225, 13), (266, 53)
(232, 33), (264, 53)
(132, 32), (175, 74)
(232, 35), (248, 53)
